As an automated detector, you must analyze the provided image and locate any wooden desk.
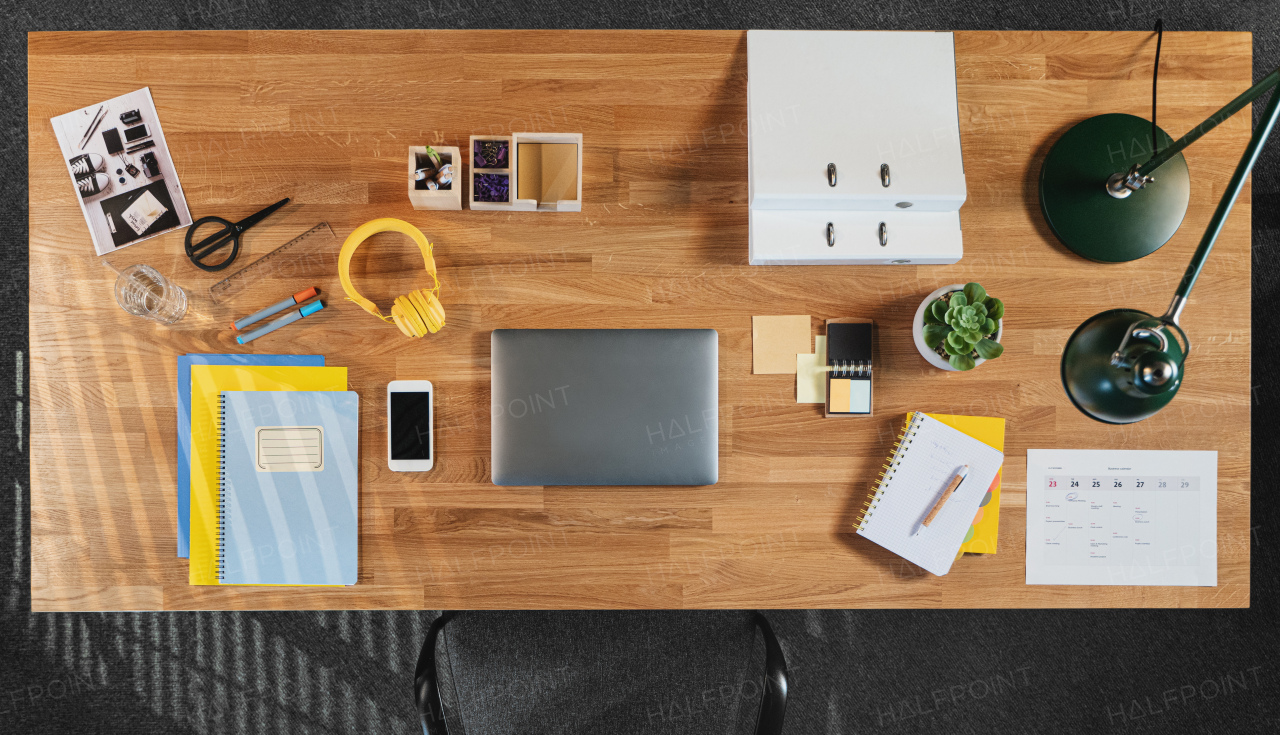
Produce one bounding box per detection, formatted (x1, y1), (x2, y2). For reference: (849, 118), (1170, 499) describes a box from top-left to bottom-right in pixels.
(28, 31), (1252, 611)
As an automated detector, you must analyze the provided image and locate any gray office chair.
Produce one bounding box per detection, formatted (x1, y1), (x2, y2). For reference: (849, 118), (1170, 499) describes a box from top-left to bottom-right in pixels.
(415, 611), (788, 735)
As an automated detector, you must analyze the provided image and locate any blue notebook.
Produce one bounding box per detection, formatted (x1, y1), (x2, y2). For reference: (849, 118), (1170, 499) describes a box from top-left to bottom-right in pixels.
(217, 391), (359, 585)
(176, 354), (324, 557)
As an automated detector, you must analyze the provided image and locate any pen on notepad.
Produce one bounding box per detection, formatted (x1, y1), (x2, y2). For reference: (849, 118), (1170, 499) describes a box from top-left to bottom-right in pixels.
(915, 465), (968, 536)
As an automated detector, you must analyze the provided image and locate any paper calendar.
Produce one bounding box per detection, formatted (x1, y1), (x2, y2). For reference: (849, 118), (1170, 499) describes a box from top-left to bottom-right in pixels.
(1026, 450), (1217, 586)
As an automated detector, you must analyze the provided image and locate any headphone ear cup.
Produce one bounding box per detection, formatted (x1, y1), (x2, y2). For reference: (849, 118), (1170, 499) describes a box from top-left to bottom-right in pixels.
(415, 289), (446, 334)
(391, 293), (425, 338)
(390, 289), (446, 338)
(389, 303), (416, 338)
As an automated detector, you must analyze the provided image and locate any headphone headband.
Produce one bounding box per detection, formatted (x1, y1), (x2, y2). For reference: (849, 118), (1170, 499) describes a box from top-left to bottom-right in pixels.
(339, 218), (445, 338)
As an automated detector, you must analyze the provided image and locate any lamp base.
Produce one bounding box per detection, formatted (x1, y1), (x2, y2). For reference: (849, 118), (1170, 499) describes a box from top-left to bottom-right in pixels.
(1039, 114), (1190, 263)
(1061, 309), (1184, 424)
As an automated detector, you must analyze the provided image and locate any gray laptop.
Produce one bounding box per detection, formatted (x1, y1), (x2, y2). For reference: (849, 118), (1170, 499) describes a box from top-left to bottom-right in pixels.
(491, 329), (719, 486)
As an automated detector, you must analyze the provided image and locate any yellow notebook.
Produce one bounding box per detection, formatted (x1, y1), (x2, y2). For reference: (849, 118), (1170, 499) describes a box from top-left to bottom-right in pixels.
(188, 365), (348, 585)
(926, 413), (1005, 555)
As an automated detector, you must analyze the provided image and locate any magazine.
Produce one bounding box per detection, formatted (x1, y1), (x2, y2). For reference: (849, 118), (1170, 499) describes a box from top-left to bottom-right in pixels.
(50, 87), (191, 256)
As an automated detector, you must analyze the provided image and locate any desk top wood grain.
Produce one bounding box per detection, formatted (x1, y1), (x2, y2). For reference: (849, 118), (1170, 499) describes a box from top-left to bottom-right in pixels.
(28, 30), (1252, 611)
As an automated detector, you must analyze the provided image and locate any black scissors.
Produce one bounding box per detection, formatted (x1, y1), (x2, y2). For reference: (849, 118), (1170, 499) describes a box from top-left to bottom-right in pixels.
(184, 197), (289, 272)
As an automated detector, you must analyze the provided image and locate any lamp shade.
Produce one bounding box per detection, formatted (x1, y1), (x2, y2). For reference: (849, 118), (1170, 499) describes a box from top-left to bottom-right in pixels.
(1061, 309), (1184, 424)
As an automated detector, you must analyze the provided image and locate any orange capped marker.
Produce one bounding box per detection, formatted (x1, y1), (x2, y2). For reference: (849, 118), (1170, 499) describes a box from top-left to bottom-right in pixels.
(231, 287), (319, 332)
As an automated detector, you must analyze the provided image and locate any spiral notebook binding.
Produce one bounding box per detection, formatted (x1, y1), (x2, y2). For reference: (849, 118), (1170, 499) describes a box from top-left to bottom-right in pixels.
(854, 412), (924, 531)
(215, 393), (227, 583)
(829, 359), (873, 378)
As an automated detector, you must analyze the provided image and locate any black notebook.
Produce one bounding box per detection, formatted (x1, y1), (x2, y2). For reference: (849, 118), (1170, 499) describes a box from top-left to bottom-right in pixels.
(99, 179), (180, 247)
(825, 319), (874, 417)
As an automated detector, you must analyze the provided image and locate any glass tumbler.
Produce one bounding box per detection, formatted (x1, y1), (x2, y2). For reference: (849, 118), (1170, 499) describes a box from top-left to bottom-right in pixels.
(114, 264), (188, 324)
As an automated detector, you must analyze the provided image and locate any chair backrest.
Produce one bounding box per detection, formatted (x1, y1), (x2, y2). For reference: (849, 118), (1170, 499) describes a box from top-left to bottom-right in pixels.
(416, 611), (787, 735)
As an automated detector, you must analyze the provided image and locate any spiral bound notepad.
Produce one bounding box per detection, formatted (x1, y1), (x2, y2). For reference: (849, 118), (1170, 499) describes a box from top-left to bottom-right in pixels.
(217, 391), (359, 585)
(855, 412), (1004, 576)
(825, 319), (873, 416)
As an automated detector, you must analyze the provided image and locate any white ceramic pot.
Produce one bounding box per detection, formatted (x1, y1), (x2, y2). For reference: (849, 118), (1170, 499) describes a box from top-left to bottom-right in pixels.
(913, 283), (1004, 371)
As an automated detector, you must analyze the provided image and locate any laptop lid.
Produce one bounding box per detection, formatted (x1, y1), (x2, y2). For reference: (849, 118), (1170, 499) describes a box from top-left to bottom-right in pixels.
(491, 329), (719, 486)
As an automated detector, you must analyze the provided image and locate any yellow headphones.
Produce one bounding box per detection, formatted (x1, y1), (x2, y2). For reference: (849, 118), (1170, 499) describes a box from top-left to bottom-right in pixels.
(338, 218), (446, 338)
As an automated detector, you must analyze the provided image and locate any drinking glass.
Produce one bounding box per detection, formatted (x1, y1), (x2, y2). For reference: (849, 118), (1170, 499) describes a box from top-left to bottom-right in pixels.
(114, 264), (188, 324)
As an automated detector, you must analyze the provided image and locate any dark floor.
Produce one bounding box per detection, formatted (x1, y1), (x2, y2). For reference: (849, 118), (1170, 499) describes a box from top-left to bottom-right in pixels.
(5, 1), (1279, 733)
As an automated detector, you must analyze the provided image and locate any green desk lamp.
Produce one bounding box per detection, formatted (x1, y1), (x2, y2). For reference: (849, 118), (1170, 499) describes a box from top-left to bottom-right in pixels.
(1051, 62), (1279, 423)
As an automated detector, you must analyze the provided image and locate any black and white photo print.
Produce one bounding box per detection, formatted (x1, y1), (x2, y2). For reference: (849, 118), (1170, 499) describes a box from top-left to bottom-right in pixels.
(50, 87), (191, 256)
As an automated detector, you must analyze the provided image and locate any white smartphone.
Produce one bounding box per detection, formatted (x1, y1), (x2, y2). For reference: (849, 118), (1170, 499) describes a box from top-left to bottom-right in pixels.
(387, 380), (434, 472)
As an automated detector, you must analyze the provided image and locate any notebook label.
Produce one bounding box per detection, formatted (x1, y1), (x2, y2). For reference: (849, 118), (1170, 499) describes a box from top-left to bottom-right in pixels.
(255, 426), (324, 472)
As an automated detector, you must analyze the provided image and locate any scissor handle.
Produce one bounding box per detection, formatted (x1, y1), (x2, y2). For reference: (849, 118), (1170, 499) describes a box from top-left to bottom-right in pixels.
(185, 216), (241, 272)
(184, 198), (288, 272)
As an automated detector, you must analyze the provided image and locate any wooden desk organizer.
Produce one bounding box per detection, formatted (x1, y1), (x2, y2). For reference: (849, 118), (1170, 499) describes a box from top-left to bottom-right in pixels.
(469, 133), (582, 212)
(408, 145), (461, 210)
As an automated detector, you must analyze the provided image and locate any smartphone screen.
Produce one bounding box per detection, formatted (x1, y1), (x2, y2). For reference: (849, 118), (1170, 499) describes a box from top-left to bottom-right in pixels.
(124, 124), (149, 143)
(389, 391), (431, 460)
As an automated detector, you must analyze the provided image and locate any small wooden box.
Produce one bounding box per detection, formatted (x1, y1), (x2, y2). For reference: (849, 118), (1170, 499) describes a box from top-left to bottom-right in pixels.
(408, 146), (461, 210)
(512, 132), (582, 212)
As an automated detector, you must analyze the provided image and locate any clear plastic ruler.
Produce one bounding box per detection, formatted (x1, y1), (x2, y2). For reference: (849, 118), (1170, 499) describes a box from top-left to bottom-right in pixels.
(209, 223), (338, 305)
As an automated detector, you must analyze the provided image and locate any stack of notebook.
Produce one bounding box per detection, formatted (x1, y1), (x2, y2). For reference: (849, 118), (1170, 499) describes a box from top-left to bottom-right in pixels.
(854, 412), (1005, 576)
(177, 355), (359, 586)
(941, 413), (1005, 557)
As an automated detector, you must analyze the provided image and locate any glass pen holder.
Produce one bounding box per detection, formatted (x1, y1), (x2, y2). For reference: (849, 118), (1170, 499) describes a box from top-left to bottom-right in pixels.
(114, 264), (188, 324)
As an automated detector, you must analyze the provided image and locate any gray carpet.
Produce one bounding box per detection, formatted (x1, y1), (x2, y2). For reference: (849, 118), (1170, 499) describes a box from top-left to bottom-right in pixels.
(4, 1), (1279, 733)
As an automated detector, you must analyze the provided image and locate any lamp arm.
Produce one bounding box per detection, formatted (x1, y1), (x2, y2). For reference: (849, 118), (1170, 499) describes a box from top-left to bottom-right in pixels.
(1138, 67), (1280, 179)
(1159, 82), (1280, 327)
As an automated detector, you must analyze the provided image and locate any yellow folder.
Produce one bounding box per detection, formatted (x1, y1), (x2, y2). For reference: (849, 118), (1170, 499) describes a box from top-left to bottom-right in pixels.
(188, 365), (348, 585)
(925, 413), (1006, 555)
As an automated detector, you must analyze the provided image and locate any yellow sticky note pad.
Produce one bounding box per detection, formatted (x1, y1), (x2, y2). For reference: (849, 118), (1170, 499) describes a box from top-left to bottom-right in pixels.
(752, 315), (811, 374)
(796, 335), (827, 403)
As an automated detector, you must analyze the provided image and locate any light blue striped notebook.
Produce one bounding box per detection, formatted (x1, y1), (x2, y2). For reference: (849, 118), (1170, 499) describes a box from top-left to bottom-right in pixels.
(218, 391), (360, 585)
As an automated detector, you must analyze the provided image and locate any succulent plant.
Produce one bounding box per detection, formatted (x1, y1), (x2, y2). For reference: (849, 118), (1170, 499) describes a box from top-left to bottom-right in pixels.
(922, 282), (1005, 371)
